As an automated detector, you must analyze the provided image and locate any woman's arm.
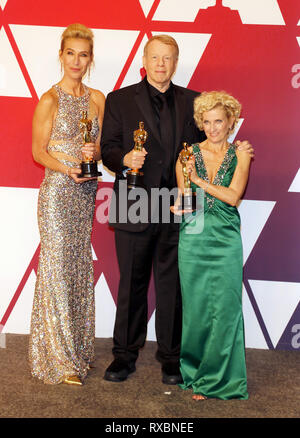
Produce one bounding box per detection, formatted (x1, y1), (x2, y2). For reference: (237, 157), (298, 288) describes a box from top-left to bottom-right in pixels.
(32, 90), (71, 175)
(187, 149), (251, 206)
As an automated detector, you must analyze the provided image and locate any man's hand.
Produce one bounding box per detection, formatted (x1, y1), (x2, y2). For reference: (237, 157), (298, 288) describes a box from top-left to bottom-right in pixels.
(123, 148), (148, 169)
(235, 140), (254, 158)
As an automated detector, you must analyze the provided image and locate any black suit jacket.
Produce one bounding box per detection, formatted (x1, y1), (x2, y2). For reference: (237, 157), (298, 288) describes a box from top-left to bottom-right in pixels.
(101, 78), (206, 232)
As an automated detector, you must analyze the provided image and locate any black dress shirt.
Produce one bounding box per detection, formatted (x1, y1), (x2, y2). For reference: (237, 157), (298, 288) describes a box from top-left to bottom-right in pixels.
(146, 80), (176, 188)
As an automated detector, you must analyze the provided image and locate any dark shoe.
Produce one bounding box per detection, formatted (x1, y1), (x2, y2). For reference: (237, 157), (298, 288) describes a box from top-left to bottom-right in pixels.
(162, 362), (183, 385)
(104, 359), (136, 382)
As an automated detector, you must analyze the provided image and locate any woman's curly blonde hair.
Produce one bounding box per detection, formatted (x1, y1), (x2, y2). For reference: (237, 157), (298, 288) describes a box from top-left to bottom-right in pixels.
(194, 91), (241, 132)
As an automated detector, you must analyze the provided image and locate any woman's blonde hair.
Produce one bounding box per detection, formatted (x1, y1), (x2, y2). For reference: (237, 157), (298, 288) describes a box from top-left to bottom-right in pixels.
(60, 23), (94, 57)
(194, 91), (241, 131)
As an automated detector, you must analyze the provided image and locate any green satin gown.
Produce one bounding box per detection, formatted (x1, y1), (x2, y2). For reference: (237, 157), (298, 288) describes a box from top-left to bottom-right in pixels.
(178, 143), (248, 400)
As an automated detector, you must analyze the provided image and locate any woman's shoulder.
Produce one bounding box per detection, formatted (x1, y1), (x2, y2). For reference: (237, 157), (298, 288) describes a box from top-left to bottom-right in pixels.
(39, 87), (58, 107)
(35, 88), (58, 117)
(88, 87), (105, 114)
(88, 87), (105, 103)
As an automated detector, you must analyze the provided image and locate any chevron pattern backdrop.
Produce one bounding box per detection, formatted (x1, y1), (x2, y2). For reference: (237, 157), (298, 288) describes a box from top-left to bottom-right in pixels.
(0, 0), (299, 351)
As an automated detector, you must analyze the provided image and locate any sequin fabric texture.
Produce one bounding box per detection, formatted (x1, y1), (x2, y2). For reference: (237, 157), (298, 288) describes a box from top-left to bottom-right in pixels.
(28, 84), (99, 384)
(193, 143), (237, 210)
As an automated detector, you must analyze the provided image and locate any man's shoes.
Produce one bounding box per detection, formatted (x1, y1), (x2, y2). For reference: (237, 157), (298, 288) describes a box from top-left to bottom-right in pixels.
(104, 358), (136, 382)
(162, 362), (183, 385)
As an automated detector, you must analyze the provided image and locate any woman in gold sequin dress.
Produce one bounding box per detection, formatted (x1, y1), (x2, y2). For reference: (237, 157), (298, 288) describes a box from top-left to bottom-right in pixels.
(29, 24), (105, 385)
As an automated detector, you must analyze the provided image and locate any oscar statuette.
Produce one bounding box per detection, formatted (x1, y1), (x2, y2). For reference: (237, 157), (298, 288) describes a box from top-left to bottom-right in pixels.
(126, 121), (148, 189)
(179, 142), (196, 212)
(79, 111), (102, 178)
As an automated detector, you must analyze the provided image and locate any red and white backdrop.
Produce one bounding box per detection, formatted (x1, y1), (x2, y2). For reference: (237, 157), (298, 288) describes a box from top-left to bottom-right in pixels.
(0, 0), (299, 350)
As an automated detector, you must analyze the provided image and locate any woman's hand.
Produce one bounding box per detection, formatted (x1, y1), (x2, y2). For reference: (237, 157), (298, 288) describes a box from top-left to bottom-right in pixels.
(186, 156), (198, 184)
(170, 192), (183, 215)
(170, 189), (194, 216)
(68, 167), (98, 184)
(235, 140), (254, 158)
(81, 142), (97, 161)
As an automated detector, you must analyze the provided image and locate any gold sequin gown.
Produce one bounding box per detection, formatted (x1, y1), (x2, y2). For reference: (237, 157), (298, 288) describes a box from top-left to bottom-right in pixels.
(29, 84), (99, 384)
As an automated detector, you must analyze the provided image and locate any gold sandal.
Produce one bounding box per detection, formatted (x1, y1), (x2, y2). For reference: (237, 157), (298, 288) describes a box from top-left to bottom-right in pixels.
(63, 375), (82, 386)
(192, 394), (207, 401)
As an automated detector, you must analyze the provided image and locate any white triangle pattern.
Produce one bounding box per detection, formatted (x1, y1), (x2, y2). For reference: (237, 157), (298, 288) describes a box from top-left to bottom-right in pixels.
(9, 25), (62, 98)
(297, 37), (300, 48)
(91, 244), (98, 261)
(228, 118), (244, 143)
(3, 271), (36, 334)
(152, 31), (211, 88)
(242, 285), (268, 349)
(138, 0), (155, 17)
(249, 279), (300, 348)
(223, 0), (285, 25)
(0, 329), (5, 348)
(121, 32), (211, 89)
(121, 34), (148, 88)
(0, 0), (8, 10)
(238, 200), (276, 265)
(0, 27), (31, 97)
(97, 162), (116, 183)
(153, 0), (204, 21)
(146, 310), (156, 341)
(95, 273), (116, 338)
(0, 187), (40, 323)
(152, 0), (285, 25)
(87, 28), (140, 96)
(288, 167), (300, 192)
(10, 25), (139, 98)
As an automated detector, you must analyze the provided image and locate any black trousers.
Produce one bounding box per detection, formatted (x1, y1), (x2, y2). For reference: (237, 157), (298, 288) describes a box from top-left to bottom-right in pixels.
(112, 222), (182, 364)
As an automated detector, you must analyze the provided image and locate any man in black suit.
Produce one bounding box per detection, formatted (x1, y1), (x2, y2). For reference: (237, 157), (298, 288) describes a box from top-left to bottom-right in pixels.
(101, 35), (250, 384)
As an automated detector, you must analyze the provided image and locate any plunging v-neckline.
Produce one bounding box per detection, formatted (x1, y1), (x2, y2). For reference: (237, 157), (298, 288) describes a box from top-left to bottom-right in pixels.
(198, 145), (230, 184)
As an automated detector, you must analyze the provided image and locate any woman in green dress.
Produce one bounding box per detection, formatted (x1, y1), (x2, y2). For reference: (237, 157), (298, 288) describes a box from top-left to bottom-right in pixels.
(173, 91), (251, 400)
